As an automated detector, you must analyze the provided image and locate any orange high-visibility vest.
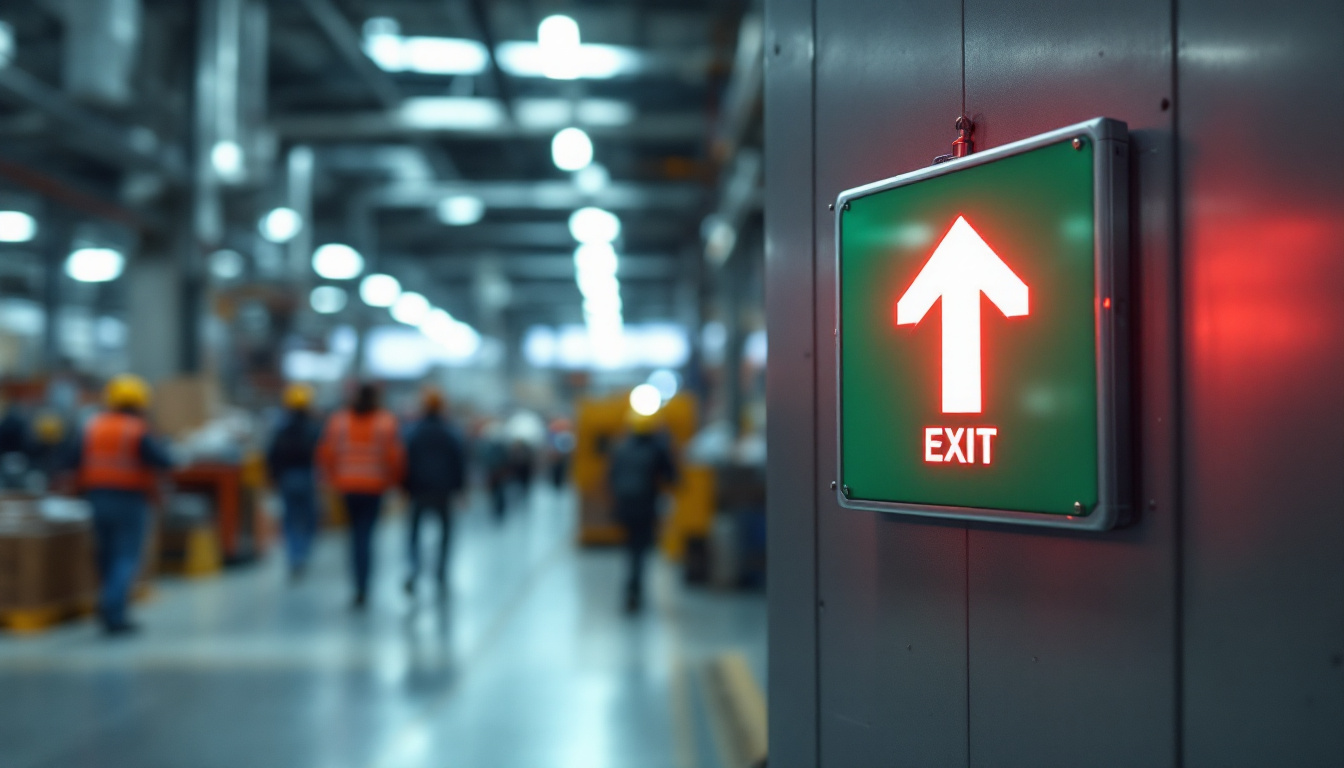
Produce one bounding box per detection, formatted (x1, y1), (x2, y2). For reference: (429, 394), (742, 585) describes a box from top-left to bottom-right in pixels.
(80, 412), (155, 492)
(318, 410), (405, 494)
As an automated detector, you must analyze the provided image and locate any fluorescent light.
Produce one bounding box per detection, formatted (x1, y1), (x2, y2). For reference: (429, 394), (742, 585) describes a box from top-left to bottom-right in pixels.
(209, 249), (244, 280)
(65, 248), (125, 283)
(312, 243), (364, 280)
(0, 21), (14, 69)
(310, 285), (347, 314)
(552, 127), (593, 171)
(574, 243), (618, 275)
(538, 15), (581, 80)
(574, 164), (609, 194)
(260, 207), (303, 243)
(575, 100), (635, 126)
(577, 271), (619, 300)
(568, 207), (620, 244)
(359, 273), (401, 307)
(211, 140), (244, 180)
(496, 41), (642, 80)
(0, 211), (37, 243)
(421, 309), (482, 360)
(630, 384), (661, 416)
(391, 291), (430, 325)
(648, 369), (679, 400)
(402, 37), (488, 74)
(400, 97), (505, 130)
(523, 326), (557, 367)
(745, 328), (768, 366)
(437, 195), (486, 226)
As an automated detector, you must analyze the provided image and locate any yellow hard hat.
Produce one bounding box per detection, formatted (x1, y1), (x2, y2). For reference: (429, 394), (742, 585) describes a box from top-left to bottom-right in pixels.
(34, 412), (64, 444)
(283, 382), (315, 410)
(105, 374), (151, 411)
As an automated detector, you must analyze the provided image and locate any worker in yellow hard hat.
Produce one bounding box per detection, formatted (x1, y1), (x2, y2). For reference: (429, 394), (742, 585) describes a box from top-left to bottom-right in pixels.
(74, 374), (173, 636)
(266, 383), (322, 580)
(607, 401), (678, 614)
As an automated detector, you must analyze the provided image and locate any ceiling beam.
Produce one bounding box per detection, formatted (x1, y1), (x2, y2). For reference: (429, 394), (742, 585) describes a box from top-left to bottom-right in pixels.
(272, 110), (706, 142)
(369, 180), (704, 211)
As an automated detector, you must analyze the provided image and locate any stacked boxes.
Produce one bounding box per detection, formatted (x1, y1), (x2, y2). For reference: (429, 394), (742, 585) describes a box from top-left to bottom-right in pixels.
(0, 497), (96, 617)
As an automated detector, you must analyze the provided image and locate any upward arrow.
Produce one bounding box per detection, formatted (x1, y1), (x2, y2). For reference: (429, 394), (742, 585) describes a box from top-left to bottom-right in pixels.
(896, 216), (1029, 414)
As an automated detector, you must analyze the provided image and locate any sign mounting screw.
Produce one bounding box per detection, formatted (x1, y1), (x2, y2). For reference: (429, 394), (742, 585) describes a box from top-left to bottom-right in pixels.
(1073, 501), (1084, 513)
(841, 485), (851, 498)
(828, 203), (834, 211)
(1072, 137), (1085, 150)
(830, 481), (837, 490)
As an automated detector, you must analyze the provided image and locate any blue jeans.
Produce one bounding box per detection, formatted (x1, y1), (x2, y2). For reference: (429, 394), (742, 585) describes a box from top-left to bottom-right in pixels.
(278, 469), (317, 570)
(86, 490), (149, 629)
(344, 493), (382, 599)
(407, 495), (451, 582)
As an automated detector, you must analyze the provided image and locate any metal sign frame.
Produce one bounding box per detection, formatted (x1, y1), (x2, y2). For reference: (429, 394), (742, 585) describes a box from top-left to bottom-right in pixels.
(834, 117), (1131, 531)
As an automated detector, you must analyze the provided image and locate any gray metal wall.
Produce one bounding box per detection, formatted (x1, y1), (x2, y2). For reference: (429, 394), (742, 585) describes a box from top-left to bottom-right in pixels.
(764, 1), (1344, 766)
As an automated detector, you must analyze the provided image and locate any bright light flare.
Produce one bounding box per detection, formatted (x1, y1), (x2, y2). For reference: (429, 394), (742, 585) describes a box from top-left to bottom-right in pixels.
(552, 127), (593, 171)
(568, 207), (620, 244)
(629, 384), (662, 416)
(65, 248), (125, 283)
(391, 291), (430, 325)
(312, 243), (364, 280)
(0, 211), (37, 242)
(538, 14), (581, 80)
(260, 207), (303, 243)
(437, 195), (486, 226)
(360, 273), (402, 307)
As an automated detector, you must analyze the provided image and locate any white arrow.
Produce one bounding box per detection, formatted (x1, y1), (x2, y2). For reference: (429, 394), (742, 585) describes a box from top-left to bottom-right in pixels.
(896, 216), (1029, 414)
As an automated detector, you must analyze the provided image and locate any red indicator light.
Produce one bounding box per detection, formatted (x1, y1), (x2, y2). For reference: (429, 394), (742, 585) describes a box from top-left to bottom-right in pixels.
(1103, 297), (1111, 309)
(897, 216), (1029, 414)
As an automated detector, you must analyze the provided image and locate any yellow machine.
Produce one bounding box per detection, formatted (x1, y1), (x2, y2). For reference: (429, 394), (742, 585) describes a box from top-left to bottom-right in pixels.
(571, 391), (711, 559)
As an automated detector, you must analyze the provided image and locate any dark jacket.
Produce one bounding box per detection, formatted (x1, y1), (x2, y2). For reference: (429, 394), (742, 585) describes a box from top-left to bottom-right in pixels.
(267, 411), (321, 478)
(607, 433), (677, 520)
(404, 414), (466, 499)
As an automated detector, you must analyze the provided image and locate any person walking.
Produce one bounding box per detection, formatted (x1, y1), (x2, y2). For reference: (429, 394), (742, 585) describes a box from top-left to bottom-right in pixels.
(74, 375), (172, 635)
(607, 409), (678, 614)
(266, 383), (322, 580)
(402, 388), (466, 597)
(317, 383), (404, 610)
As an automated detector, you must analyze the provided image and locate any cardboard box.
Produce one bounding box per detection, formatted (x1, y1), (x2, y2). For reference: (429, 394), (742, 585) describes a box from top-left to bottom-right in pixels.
(152, 376), (220, 438)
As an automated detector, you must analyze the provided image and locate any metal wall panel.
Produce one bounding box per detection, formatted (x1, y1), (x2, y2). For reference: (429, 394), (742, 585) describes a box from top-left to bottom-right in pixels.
(1179, 1), (1344, 764)
(765, 0), (819, 762)
(813, 2), (969, 765)
(962, 1), (1181, 765)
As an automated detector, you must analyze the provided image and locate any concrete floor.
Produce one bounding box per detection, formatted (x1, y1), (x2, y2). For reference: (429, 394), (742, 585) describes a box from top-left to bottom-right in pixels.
(0, 487), (766, 768)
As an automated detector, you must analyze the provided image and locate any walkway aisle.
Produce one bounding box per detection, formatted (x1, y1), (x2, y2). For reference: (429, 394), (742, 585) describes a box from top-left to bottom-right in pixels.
(0, 487), (765, 768)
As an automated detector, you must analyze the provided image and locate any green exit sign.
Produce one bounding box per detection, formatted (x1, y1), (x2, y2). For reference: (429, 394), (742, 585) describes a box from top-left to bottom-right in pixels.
(835, 118), (1131, 530)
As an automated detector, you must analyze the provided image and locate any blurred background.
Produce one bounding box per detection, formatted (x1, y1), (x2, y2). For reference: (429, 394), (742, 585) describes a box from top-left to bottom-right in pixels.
(0, 1), (767, 766)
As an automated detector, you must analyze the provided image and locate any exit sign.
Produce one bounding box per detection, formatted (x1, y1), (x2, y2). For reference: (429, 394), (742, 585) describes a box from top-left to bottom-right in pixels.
(835, 118), (1131, 530)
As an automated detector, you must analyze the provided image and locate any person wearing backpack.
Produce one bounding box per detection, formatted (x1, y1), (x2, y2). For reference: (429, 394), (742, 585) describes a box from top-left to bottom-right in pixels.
(267, 383), (322, 580)
(607, 408), (678, 614)
(402, 388), (466, 597)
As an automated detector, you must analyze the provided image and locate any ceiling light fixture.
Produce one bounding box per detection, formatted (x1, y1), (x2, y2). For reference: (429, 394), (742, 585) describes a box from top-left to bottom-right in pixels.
(568, 206), (620, 243)
(391, 291), (431, 325)
(65, 247), (126, 283)
(437, 195), (486, 226)
(260, 207), (303, 243)
(310, 285), (347, 314)
(311, 244), (364, 280)
(359, 273), (402, 307)
(551, 127), (593, 171)
(0, 211), (37, 243)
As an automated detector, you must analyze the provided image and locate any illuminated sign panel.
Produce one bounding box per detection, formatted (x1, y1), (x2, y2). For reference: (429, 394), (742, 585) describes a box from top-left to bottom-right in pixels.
(835, 118), (1130, 530)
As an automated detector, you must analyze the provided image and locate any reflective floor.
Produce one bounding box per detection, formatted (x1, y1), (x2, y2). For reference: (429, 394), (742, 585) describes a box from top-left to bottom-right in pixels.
(0, 488), (765, 768)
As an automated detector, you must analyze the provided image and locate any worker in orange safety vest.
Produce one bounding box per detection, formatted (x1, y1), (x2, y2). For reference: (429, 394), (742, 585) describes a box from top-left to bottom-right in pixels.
(317, 382), (405, 609)
(73, 374), (173, 636)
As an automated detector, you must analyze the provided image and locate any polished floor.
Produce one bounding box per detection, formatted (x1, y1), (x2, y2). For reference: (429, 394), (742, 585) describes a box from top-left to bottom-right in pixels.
(0, 487), (766, 768)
